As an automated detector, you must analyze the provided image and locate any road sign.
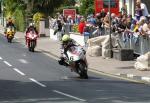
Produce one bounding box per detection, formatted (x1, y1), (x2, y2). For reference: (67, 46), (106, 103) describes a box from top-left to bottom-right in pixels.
(63, 9), (76, 20)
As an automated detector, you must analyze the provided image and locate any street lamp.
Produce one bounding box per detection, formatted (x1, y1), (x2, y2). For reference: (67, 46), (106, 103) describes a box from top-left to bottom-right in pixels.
(108, 0), (113, 58)
(0, 0), (4, 26)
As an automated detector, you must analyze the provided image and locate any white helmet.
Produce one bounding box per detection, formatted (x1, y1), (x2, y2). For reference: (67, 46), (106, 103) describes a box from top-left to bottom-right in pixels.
(29, 23), (34, 26)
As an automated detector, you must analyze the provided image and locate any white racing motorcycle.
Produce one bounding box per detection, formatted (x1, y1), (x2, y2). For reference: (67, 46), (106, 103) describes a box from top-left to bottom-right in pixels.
(59, 45), (88, 79)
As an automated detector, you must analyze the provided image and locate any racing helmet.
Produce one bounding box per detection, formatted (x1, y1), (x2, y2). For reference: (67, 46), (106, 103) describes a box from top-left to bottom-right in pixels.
(62, 34), (70, 43)
(29, 23), (34, 27)
(8, 17), (12, 22)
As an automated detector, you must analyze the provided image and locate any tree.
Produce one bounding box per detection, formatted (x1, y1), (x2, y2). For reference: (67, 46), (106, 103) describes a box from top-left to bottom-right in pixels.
(3, 0), (77, 31)
(3, 0), (26, 31)
(79, 0), (94, 17)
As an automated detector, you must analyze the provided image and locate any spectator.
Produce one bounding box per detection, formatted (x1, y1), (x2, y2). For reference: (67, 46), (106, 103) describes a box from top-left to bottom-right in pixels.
(142, 21), (150, 36)
(121, 4), (127, 15)
(95, 13), (104, 35)
(135, 4), (143, 20)
(6, 17), (15, 27)
(78, 18), (86, 35)
(131, 19), (137, 31)
(136, 0), (149, 17)
(103, 12), (110, 28)
(100, 9), (107, 18)
(89, 14), (96, 26)
(54, 19), (63, 40)
(138, 16), (146, 34)
(133, 21), (140, 32)
(83, 23), (92, 46)
(67, 15), (74, 32)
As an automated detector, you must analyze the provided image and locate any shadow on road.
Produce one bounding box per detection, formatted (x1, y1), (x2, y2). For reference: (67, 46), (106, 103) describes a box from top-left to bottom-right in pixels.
(0, 78), (150, 103)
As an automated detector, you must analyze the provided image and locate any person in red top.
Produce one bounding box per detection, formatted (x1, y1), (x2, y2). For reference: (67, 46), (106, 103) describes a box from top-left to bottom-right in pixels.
(78, 18), (86, 35)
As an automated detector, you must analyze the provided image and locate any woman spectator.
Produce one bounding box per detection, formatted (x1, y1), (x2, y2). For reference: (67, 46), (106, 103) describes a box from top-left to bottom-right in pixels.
(78, 18), (86, 35)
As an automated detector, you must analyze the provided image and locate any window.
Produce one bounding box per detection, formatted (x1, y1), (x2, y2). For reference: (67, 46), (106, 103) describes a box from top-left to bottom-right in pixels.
(103, 0), (117, 8)
(45, 19), (49, 28)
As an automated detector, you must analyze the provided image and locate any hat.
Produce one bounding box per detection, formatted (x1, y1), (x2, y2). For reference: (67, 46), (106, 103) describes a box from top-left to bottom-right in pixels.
(80, 18), (85, 22)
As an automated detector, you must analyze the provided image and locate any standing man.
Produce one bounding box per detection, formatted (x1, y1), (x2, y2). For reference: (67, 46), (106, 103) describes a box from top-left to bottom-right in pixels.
(136, 0), (149, 17)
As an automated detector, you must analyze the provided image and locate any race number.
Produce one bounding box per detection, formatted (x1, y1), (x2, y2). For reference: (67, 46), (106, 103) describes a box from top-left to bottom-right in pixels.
(70, 56), (73, 61)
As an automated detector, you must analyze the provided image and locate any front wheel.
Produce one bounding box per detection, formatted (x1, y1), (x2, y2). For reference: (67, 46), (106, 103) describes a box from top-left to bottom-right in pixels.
(28, 40), (36, 52)
(7, 37), (12, 43)
(7, 35), (13, 43)
(76, 60), (88, 79)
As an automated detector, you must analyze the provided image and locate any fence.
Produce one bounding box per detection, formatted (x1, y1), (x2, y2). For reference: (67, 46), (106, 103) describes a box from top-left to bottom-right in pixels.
(118, 32), (150, 55)
(96, 28), (150, 55)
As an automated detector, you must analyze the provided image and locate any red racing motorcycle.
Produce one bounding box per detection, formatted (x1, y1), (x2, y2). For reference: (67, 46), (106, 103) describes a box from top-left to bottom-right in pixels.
(26, 30), (38, 52)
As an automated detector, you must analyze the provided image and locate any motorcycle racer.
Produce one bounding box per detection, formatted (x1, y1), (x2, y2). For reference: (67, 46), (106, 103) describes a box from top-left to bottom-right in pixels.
(58, 34), (76, 67)
(25, 23), (38, 45)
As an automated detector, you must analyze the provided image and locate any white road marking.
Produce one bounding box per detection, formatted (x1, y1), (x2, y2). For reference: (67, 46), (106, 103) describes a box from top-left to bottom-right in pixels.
(18, 59), (28, 64)
(13, 68), (26, 76)
(3, 61), (12, 67)
(53, 90), (86, 102)
(29, 78), (46, 87)
(23, 54), (27, 57)
(0, 57), (3, 60)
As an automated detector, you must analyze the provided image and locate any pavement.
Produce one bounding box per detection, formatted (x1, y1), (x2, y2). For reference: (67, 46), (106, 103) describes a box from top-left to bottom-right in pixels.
(1, 25), (150, 84)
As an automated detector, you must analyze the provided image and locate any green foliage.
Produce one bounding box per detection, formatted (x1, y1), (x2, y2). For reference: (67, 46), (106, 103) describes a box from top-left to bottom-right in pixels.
(63, 0), (76, 6)
(72, 24), (78, 32)
(14, 8), (25, 32)
(4, 0), (26, 31)
(33, 12), (45, 31)
(3, 0), (78, 31)
(79, 0), (94, 17)
(26, 0), (66, 16)
(85, 5), (94, 16)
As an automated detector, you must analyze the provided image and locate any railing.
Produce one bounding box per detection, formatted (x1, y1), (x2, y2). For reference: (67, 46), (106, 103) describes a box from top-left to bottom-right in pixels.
(118, 32), (150, 55)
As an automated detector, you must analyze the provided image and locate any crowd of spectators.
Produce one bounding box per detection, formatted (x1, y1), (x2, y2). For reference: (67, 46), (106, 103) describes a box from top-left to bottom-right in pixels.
(51, 0), (150, 48)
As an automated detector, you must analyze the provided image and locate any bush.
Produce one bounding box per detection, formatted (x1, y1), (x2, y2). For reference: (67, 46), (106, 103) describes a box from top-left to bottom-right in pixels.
(72, 24), (79, 33)
(33, 12), (46, 31)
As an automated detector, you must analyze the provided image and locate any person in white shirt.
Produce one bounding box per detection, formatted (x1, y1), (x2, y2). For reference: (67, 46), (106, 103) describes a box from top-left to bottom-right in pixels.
(136, 0), (149, 17)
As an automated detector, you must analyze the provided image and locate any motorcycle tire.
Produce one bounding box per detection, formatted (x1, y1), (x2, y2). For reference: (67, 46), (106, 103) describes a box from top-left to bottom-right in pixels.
(31, 47), (34, 52)
(76, 60), (88, 79)
(29, 47), (34, 52)
(28, 47), (31, 51)
(29, 41), (35, 52)
(7, 38), (12, 43)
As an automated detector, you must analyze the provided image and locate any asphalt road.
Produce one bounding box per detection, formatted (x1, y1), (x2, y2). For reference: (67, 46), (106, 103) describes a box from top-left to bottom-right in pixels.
(0, 35), (150, 103)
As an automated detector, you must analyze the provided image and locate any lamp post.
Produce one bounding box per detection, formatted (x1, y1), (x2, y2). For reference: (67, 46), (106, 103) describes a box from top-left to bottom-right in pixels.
(0, 0), (4, 26)
(108, 0), (113, 58)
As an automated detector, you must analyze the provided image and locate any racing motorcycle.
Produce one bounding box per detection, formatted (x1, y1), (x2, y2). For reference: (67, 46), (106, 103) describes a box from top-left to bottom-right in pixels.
(59, 46), (88, 79)
(5, 26), (15, 43)
(26, 30), (38, 52)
